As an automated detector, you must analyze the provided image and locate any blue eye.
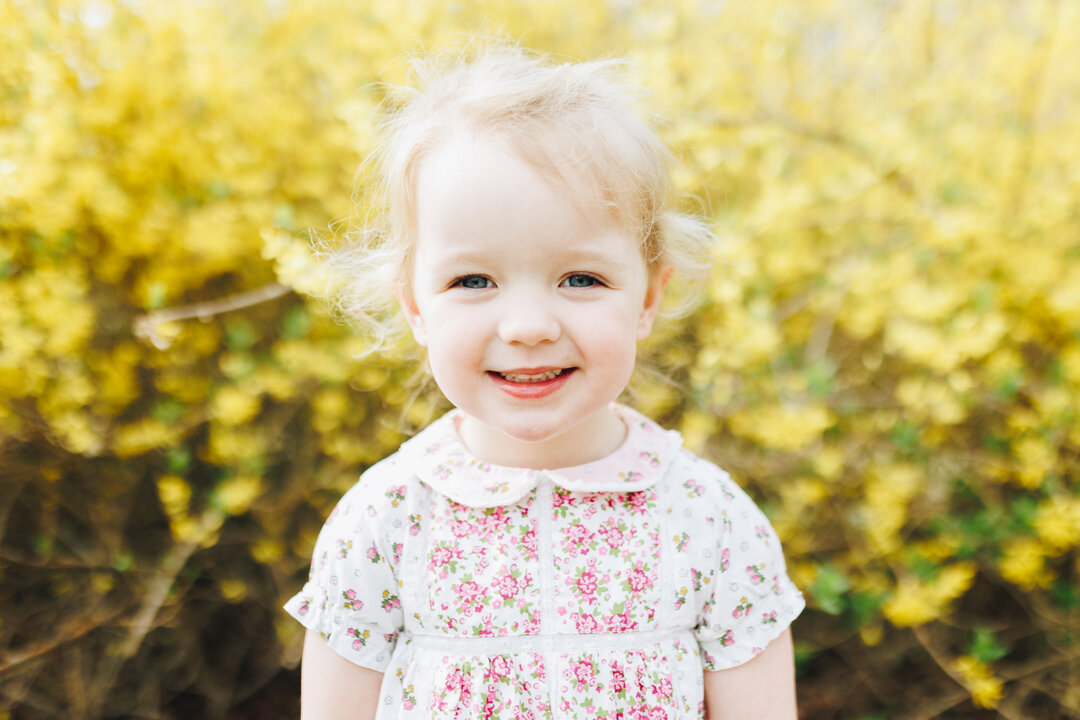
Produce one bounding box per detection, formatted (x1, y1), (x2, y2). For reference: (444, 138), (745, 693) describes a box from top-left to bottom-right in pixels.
(562, 274), (602, 288)
(452, 275), (493, 290)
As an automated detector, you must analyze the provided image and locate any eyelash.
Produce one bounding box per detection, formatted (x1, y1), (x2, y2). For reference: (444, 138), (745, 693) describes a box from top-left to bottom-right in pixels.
(448, 273), (607, 290)
(449, 275), (494, 290)
(561, 273), (605, 288)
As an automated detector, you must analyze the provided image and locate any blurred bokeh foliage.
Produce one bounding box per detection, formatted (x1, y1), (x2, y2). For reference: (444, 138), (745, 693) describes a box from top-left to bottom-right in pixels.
(2, 0), (1079, 717)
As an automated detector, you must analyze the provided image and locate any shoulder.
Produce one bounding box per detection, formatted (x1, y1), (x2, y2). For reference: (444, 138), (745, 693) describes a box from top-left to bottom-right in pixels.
(664, 446), (738, 495)
(324, 448), (419, 527)
(663, 448), (770, 523)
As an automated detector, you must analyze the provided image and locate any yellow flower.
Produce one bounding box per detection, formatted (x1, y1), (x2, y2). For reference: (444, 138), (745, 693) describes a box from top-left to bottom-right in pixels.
(998, 538), (1052, 589)
(211, 385), (262, 426)
(954, 656), (1004, 709)
(883, 564), (975, 627)
(1033, 496), (1080, 553)
(157, 474), (191, 518)
(1012, 437), (1056, 489)
(728, 402), (833, 451)
(882, 578), (937, 627)
(216, 474), (262, 516)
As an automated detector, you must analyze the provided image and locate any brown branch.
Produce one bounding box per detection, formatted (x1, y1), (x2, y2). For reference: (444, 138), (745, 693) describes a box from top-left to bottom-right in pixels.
(0, 602), (132, 677)
(133, 282), (292, 350)
(84, 535), (202, 718)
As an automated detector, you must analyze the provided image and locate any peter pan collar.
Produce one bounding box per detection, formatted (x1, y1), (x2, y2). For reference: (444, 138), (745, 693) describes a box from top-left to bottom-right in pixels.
(402, 403), (684, 508)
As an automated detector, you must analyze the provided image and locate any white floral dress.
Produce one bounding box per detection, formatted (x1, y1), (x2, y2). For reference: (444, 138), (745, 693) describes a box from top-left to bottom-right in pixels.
(285, 404), (804, 719)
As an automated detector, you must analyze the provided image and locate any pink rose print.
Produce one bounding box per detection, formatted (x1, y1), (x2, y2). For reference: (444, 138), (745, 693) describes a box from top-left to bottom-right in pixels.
(521, 527), (539, 559)
(335, 538), (352, 559)
(569, 659), (596, 689)
(408, 514), (422, 536)
(746, 563), (765, 585)
(755, 524), (771, 541)
(381, 589), (401, 612)
(720, 547), (731, 571)
(623, 491), (651, 514)
(771, 575), (785, 595)
(366, 542), (381, 563)
(493, 565), (532, 601)
(606, 611), (638, 633)
(652, 675), (674, 699)
(384, 485), (406, 507)
(454, 579), (488, 614)
(428, 542), (465, 575)
(450, 519), (475, 538)
(401, 683), (416, 711)
(720, 629), (735, 647)
(485, 655), (513, 680)
(611, 662), (627, 694)
(733, 596), (753, 619)
(564, 522), (595, 556)
(597, 518), (630, 552)
(627, 565), (652, 592)
(619, 470), (643, 483)
(762, 610), (778, 625)
(639, 450), (660, 467)
(572, 612), (602, 634)
(477, 506), (511, 538)
(577, 570), (599, 599)
(342, 588), (363, 610)
(347, 626), (369, 650)
(684, 478), (705, 497)
(552, 489), (576, 510)
(674, 532), (688, 553)
(297, 599), (310, 616)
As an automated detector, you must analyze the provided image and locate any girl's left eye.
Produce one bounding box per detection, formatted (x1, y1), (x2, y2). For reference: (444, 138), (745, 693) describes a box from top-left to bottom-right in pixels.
(561, 273), (603, 288)
(452, 275), (494, 290)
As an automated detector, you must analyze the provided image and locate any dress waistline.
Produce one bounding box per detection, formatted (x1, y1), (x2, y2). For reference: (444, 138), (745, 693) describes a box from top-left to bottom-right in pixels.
(403, 626), (695, 655)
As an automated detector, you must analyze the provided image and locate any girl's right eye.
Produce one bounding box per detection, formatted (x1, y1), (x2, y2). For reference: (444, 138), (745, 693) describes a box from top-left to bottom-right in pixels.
(451, 275), (493, 290)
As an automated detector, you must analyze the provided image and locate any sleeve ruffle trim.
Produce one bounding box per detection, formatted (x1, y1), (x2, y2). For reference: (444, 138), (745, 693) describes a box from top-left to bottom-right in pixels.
(283, 587), (398, 673)
(697, 584), (805, 672)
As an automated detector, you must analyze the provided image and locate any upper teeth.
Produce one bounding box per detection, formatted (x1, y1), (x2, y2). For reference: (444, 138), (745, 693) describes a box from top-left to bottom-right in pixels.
(500, 369), (564, 383)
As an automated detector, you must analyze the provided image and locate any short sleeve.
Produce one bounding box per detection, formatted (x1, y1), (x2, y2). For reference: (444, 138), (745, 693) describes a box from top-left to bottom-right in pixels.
(693, 474), (805, 671)
(284, 470), (406, 671)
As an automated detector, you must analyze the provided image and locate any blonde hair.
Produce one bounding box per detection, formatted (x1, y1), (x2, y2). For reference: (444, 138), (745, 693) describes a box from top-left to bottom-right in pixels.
(325, 45), (715, 350)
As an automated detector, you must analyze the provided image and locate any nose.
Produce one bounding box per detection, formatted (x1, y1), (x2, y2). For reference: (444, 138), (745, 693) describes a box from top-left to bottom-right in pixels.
(497, 290), (561, 346)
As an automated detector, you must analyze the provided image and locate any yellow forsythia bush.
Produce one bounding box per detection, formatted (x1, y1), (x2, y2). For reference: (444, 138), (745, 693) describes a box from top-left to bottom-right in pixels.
(1, 0), (1077, 717)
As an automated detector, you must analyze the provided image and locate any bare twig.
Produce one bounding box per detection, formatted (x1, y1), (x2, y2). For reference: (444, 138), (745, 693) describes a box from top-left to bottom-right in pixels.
(133, 282), (292, 350)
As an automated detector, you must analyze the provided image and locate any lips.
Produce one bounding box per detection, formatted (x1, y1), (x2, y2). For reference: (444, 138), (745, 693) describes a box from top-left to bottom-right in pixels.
(487, 367), (575, 398)
(497, 368), (565, 383)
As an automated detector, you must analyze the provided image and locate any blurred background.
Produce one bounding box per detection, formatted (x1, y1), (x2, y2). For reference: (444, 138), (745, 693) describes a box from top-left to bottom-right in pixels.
(2, 0), (1078, 718)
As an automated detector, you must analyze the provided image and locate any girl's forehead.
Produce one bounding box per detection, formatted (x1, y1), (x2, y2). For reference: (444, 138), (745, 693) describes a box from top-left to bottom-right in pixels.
(414, 133), (636, 236)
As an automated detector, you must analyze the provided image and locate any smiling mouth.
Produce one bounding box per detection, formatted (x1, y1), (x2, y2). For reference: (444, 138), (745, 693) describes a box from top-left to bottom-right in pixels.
(496, 369), (568, 383)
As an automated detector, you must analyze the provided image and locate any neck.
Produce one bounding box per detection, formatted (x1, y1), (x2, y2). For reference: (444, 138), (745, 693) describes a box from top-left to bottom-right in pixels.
(457, 406), (627, 470)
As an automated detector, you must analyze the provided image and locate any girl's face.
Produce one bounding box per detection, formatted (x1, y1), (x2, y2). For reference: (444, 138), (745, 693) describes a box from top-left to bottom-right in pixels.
(397, 135), (668, 469)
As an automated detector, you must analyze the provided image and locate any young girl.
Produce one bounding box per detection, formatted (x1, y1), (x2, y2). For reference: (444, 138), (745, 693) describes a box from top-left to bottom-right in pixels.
(286, 47), (804, 720)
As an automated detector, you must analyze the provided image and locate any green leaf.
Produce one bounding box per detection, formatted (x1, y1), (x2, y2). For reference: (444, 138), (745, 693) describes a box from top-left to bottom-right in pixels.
(810, 563), (851, 615)
(111, 552), (133, 573)
(969, 629), (1009, 664)
(152, 398), (186, 424)
(1050, 580), (1080, 611)
(282, 304), (311, 339)
(167, 446), (192, 474)
(225, 318), (258, 351)
(889, 420), (920, 452)
(806, 358), (836, 399)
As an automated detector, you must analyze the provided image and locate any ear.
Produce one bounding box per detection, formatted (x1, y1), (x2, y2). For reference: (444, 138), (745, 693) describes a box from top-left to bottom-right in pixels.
(394, 280), (428, 346)
(636, 265), (673, 341)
